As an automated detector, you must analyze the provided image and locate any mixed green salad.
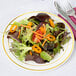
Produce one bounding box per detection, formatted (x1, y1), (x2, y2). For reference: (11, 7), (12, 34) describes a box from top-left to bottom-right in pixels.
(7, 13), (71, 63)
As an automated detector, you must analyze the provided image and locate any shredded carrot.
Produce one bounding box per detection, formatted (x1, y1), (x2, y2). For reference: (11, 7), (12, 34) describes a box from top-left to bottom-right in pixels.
(42, 39), (47, 46)
(43, 24), (46, 35)
(45, 34), (51, 38)
(18, 29), (21, 38)
(10, 25), (18, 33)
(29, 51), (32, 55)
(27, 22), (33, 27)
(32, 31), (44, 37)
(32, 45), (42, 54)
(21, 24), (31, 29)
(39, 24), (46, 35)
(39, 26), (44, 33)
(36, 35), (44, 40)
(32, 31), (55, 42)
(49, 19), (55, 28)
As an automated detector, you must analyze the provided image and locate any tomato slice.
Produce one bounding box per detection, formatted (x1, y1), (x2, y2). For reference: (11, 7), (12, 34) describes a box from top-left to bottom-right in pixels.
(32, 30), (43, 43)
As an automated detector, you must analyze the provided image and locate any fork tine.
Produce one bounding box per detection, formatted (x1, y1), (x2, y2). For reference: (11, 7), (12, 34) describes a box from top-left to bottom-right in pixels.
(63, 2), (69, 12)
(68, 2), (74, 11)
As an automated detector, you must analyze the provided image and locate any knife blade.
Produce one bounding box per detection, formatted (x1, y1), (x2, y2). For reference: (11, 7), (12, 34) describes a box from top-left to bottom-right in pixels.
(54, 1), (76, 30)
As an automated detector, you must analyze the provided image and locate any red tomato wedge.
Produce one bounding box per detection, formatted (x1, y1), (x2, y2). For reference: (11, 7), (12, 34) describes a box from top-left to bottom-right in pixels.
(32, 30), (43, 43)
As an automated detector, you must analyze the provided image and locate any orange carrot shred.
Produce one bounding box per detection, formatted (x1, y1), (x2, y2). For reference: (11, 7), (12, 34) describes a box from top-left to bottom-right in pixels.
(43, 24), (46, 35)
(27, 22), (33, 27)
(39, 26), (44, 33)
(32, 31), (44, 37)
(29, 51), (32, 55)
(39, 24), (46, 35)
(49, 19), (55, 28)
(45, 34), (51, 38)
(36, 35), (44, 40)
(42, 39), (47, 46)
(21, 24), (31, 29)
(18, 29), (21, 38)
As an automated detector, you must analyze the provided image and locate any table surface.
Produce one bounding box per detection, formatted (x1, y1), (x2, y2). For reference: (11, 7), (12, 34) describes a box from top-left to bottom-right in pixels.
(0, 0), (76, 76)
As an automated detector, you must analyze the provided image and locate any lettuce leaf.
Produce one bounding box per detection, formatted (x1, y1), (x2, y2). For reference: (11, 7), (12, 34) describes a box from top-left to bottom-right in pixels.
(21, 28), (35, 45)
(61, 36), (71, 45)
(12, 19), (29, 26)
(11, 41), (32, 61)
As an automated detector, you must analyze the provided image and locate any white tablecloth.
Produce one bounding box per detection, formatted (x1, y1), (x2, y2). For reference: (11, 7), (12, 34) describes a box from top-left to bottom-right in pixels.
(0, 0), (76, 76)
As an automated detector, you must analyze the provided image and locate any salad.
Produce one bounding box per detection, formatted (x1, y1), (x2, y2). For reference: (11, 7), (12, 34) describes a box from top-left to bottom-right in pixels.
(7, 13), (71, 64)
